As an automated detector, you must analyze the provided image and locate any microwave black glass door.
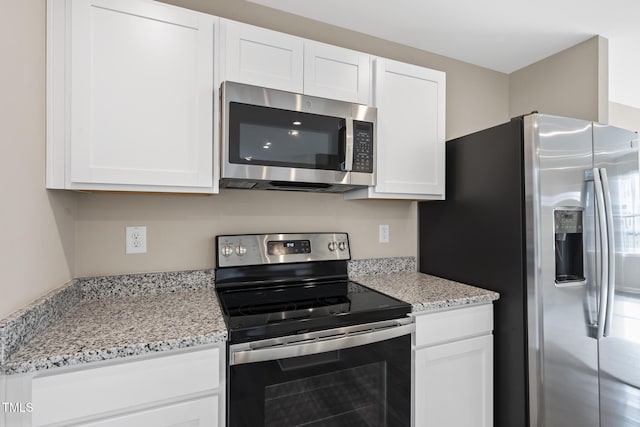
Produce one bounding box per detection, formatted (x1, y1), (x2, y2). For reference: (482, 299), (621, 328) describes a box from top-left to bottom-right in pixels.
(229, 102), (345, 171)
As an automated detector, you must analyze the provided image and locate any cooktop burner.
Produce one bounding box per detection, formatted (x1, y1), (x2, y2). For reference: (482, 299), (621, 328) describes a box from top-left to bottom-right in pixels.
(214, 233), (411, 344)
(217, 280), (409, 343)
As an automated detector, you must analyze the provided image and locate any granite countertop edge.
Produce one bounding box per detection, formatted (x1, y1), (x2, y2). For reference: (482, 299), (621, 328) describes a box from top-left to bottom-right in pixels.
(1, 332), (228, 376)
(410, 294), (499, 312)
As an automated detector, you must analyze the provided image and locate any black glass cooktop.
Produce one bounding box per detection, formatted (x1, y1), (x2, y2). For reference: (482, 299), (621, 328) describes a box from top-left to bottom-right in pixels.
(216, 279), (411, 344)
(214, 234), (411, 344)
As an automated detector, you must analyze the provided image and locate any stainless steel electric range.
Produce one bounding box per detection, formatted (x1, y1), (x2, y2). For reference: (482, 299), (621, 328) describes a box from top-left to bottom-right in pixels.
(215, 233), (413, 427)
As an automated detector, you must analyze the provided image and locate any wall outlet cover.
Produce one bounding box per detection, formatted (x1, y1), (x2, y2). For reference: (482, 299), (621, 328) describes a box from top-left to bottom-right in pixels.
(379, 224), (390, 243)
(126, 226), (147, 254)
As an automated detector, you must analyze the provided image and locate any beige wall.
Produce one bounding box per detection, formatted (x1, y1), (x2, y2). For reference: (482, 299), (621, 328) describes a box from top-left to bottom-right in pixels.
(609, 102), (640, 133)
(0, 1), (76, 319)
(5, 0), (610, 317)
(74, 191), (416, 277)
(509, 36), (609, 123)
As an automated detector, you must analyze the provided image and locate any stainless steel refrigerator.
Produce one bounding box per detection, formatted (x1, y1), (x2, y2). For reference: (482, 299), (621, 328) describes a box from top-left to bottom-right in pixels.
(419, 113), (640, 426)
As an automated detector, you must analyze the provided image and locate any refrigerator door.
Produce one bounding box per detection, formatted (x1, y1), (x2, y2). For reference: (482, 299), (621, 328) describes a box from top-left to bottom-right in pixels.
(593, 123), (640, 427)
(524, 115), (600, 426)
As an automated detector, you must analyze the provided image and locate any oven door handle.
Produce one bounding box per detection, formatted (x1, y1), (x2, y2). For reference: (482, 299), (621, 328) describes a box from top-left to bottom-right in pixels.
(229, 319), (414, 366)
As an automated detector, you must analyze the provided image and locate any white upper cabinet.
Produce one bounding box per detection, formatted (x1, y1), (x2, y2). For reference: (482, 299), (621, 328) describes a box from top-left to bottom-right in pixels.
(47, 0), (219, 193)
(303, 40), (370, 105)
(221, 19), (304, 93)
(221, 19), (370, 104)
(345, 58), (446, 200)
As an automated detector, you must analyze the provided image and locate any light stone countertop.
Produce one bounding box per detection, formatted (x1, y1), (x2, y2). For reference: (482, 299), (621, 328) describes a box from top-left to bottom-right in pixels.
(2, 289), (227, 375)
(352, 272), (499, 312)
(0, 263), (498, 376)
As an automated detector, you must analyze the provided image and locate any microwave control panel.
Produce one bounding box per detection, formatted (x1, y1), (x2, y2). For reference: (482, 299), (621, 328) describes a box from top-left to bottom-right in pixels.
(352, 121), (374, 173)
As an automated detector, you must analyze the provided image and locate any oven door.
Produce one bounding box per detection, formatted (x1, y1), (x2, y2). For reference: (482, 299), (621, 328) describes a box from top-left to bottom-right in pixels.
(227, 319), (413, 427)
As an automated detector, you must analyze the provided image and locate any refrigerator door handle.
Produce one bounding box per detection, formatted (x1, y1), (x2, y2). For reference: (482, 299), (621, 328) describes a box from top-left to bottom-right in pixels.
(600, 168), (616, 337)
(593, 167), (609, 339)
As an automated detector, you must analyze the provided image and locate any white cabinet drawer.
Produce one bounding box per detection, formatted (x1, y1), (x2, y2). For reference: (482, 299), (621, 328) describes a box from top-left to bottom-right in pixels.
(80, 395), (218, 427)
(32, 347), (219, 426)
(414, 304), (493, 348)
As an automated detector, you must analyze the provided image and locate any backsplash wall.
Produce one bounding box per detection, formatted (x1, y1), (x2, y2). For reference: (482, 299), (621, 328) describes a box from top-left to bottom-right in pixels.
(74, 190), (417, 277)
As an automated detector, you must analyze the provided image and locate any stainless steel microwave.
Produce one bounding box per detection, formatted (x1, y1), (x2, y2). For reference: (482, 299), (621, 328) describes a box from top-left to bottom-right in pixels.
(220, 81), (376, 192)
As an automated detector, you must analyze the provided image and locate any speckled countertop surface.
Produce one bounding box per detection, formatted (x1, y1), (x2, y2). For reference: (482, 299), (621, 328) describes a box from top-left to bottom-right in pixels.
(0, 260), (498, 376)
(352, 272), (499, 312)
(2, 289), (227, 375)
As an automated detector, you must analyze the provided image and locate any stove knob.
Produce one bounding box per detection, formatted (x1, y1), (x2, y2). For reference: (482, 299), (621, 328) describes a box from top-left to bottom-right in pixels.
(328, 241), (337, 251)
(220, 245), (233, 257)
(235, 245), (247, 256)
(338, 241), (347, 251)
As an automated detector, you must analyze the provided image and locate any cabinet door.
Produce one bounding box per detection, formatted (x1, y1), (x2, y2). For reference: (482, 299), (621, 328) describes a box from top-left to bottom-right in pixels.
(347, 58), (445, 200)
(80, 396), (218, 427)
(32, 347), (220, 426)
(64, 0), (216, 192)
(375, 58), (445, 197)
(414, 335), (493, 427)
(221, 19), (304, 93)
(303, 41), (370, 104)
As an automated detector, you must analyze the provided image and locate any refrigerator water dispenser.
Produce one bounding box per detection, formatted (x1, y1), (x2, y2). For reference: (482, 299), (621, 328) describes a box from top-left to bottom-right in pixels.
(554, 209), (585, 284)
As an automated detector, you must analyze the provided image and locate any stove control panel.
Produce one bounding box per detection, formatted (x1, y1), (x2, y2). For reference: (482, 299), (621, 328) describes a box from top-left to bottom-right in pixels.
(216, 233), (350, 267)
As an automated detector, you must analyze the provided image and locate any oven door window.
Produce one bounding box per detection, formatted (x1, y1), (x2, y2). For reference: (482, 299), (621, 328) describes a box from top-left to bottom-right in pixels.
(228, 102), (345, 171)
(228, 335), (410, 427)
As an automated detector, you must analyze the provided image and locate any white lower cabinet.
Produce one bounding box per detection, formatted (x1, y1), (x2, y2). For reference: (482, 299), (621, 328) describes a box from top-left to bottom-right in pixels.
(80, 395), (217, 427)
(413, 304), (494, 427)
(1, 345), (225, 427)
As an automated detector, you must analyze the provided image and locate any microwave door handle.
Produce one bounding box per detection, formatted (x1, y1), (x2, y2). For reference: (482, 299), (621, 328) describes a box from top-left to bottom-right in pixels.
(343, 118), (354, 172)
(593, 168), (609, 340)
(600, 168), (616, 337)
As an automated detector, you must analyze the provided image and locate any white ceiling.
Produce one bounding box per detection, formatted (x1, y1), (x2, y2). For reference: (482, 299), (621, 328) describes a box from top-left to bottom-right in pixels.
(248, 0), (640, 109)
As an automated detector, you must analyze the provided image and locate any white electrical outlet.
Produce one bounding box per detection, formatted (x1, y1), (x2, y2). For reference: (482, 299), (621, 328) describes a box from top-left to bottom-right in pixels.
(379, 224), (390, 243)
(126, 226), (147, 254)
